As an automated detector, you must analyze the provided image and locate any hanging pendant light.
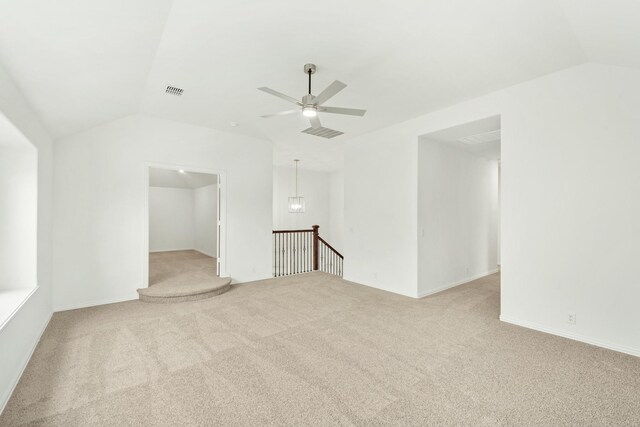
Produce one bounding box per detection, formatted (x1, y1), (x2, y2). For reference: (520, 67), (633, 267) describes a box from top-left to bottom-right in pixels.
(288, 159), (305, 213)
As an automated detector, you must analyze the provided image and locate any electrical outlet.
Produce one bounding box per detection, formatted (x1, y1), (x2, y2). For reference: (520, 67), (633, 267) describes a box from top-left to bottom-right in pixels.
(568, 312), (576, 325)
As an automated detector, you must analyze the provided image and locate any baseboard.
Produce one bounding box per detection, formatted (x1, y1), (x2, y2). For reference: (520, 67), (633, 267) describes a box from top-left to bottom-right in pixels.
(193, 249), (216, 258)
(417, 268), (500, 298)
(341, 276), (417, 299)
(0, 309), (52, 415)
(54, 293), (139, 312)
(150, 248), (217, 258)
(499, 315), (640, 358)
(149, 248), (195, 253)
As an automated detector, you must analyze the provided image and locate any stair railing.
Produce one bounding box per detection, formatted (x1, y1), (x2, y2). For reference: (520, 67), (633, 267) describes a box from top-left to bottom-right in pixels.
(272, 225), (343, 277)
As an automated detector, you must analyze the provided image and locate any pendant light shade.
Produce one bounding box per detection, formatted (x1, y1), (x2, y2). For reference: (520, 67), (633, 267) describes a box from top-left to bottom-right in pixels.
(288, 196), (305, 213)
(288, 159), (305, 213)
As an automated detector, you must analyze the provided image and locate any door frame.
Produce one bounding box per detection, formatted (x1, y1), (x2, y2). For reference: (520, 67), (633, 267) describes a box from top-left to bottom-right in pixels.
(142, 162), (228, 288)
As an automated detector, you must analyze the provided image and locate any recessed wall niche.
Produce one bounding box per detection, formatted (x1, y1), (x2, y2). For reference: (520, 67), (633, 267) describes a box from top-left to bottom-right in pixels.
(0, 113), (37, 292)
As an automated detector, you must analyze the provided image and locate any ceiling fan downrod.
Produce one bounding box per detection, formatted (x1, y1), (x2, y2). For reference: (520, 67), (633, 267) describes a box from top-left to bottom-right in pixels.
(304, 63), (316, 96)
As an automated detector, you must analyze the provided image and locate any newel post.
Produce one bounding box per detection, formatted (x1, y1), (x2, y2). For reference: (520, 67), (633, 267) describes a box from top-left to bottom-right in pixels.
(312, 225), (319, 271)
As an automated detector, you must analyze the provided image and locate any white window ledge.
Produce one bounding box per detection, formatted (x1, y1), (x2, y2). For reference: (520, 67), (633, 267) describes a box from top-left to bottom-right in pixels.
(0, 287), (38, 332)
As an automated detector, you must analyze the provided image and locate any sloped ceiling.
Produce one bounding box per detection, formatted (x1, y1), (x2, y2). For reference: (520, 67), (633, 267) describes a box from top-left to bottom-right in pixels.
(559, 0), (640, 69)
(423, 116), (502, 161)
(0, 0), (173, 138)
(149, 167), (217, 189)
(0, 0), (638, 171)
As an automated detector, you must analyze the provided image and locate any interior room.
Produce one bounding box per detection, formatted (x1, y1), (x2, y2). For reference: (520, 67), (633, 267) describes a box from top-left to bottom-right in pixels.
(418, 116), (501, 297)
(0, 1), (639, 425)
(140, 167), (226, 302)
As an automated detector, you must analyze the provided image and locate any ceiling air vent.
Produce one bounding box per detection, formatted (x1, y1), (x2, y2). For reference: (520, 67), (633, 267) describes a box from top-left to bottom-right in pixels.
(302, 127), (344, 139)
(458, 129), (501, 145)
(165, 85), (184, 96)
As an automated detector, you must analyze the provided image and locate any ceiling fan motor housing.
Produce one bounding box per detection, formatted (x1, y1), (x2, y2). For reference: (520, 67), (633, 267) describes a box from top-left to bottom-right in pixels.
(258, 63), (366, 137)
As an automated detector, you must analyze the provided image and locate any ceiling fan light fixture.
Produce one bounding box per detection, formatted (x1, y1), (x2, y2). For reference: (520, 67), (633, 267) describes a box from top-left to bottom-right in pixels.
(302, 105), (317, 117)
(258, 64), (367, 138)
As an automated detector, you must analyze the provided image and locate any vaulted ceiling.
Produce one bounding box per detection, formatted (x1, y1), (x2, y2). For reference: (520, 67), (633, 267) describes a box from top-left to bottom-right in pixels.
(0, 0), (638, 170)
(149, 167), (217, 189)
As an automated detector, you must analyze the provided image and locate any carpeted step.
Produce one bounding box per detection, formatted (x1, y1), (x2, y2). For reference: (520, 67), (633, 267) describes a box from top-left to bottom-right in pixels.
(137, 276), (231, 303)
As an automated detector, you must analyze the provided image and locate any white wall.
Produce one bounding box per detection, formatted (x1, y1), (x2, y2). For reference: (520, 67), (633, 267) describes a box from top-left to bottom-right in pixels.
(273, 166), (330, 236)
(499, 63), (640, 356)
(329, 171), (345, 254)
(148, 187), (195, 252)
(0, 64), (53, 412)
(344, 63), (640, 356)
(148, 182), (217, 256)
(53, 114), (272, 310)
(0, 145), (37, 290)
(344, 126), (419, 297)
(418, 140), (499, 296)
(194, 183), (217, 257)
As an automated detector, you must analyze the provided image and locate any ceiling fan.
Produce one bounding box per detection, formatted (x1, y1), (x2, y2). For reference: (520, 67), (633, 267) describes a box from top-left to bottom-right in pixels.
(258, 63), (367, 139)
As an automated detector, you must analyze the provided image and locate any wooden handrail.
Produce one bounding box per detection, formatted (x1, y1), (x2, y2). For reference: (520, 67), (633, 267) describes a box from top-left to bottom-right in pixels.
(272, 224), (343, 277)
(317, 236), (344, 259)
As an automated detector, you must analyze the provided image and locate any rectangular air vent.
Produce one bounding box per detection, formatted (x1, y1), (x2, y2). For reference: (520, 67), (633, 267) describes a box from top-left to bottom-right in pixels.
(458, 129), (500, 145)
(302, 127), (344, 139)
(165, 85), (184, 96)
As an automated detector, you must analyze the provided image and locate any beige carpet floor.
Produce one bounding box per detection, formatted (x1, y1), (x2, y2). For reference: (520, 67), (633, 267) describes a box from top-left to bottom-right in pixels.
(148, 250), (218, 287)
(139, 251), (229, 301)
(2, 272), (639, 426)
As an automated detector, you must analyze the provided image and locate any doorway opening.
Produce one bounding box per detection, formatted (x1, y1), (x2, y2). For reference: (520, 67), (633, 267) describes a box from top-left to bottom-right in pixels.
(417, 115), (501, 300)
(142, 165), (226, 294)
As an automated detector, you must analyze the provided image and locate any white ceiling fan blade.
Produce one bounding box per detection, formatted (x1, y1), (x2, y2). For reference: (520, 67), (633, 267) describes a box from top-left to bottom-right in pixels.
(309, 115), (322, 129)
(258, 87), (302, 105)
(260, 109), (299, 118)
(313, 80), (347, 106)
(319, 106), (367, 117)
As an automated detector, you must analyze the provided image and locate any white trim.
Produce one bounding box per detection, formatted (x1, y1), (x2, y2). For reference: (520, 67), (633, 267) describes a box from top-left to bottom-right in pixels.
(54, 293), (138, 312)
(0, 309), (52, 415)
(417, 268), (500, 298)
(500, 315), (640, 358)
(149, 248), (196, 253)
(142, 162), (228, 289)
(149, 248), (218, 258)
(149, 248), (217, 258)
(0, 287), (38, 332)
(341, 277), (417, 299)
(193, 248), (217, 258)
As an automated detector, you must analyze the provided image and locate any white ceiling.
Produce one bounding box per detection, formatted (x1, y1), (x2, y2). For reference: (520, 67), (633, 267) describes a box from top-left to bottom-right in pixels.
(0, 0), (638, 171)
(423, 115), (501, 160)
(0, 0), (173, 139)
(0, 113), (32, 148)
(149, 167), (217, 189)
